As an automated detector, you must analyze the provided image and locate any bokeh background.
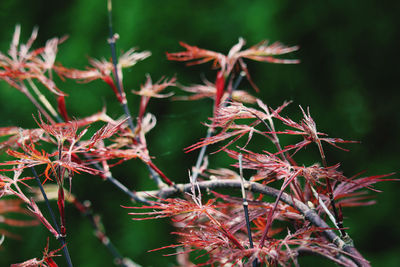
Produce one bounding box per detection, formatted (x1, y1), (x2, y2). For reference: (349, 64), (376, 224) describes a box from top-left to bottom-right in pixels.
(0, 0), (399, 266)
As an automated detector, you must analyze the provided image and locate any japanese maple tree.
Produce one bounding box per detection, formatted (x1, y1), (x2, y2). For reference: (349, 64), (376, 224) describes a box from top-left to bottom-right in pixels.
(0, 1), (396, 266)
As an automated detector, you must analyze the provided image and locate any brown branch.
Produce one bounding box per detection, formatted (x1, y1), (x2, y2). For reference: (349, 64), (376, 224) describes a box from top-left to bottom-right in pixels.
(137, 180), (370, 267)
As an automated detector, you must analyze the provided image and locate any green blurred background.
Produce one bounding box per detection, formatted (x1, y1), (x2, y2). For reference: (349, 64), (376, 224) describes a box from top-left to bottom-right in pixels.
(0, 0), (399, 266)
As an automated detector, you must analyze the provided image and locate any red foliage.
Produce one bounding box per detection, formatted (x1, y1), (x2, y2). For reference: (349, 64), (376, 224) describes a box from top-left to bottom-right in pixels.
(0, 23), (395, 267)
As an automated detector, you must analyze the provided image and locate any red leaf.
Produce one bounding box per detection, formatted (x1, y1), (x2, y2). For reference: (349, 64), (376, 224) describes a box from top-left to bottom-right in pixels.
(214, 71), (225, 110)
(102, 75), (123, 103)
(57, 95), (70, 122)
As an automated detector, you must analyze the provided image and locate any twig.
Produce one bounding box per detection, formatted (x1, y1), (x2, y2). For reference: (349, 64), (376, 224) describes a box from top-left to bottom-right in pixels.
(27, 78), (59, 120)
(72, 198), (141, 267)
(310, 186), (337, 228)
(107, 0), (171, 188)
(259, 169), (302, 248)
(31, 167), (73, 267)
(104, 173), (150, 204)
(226, 71), (246, 101)
(238, 154), (254, 248)
(107, 0), (135, 132)
(85, 158), (149, 204)
(191, 127), (213, 183)
(19, 82), (56, 124)
(191, 72), (246, 183)
(315, 139), (348, 239)
(238, 154), (258, 267)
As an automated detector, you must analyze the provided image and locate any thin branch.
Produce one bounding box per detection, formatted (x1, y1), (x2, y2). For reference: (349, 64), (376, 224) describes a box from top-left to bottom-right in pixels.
(104, 173), (150, 204)
(191, 127), (213, 183)
(31, 167), (73, 267)
(310, 186), (337, 227)
(72, 198), (142, 267)
(316, 139), (348, 238)
(259, 169), (302, 248)
(238, 154), (254, 248)
(238, 153), (258, 267)
(226, 71), (246, 101)
(191, 73), (246, 183)
(107, 0), (170, 188)
(107, 0), (135, 132)
(27, 78), (59, 120)
(82, 158), (149, 204)
(19, 82), (56, 124)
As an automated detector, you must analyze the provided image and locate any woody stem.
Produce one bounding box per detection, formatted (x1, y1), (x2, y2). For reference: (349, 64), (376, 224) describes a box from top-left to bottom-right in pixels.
(316, 140), (347, 237)
(107, 0), (135, 132)
(31, 166), (73, 267)
(191, 73), (245, 182)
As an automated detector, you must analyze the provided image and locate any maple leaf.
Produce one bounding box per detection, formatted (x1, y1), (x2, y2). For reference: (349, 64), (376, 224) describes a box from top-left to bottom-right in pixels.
(333, 172), (397, 207)
(10, 238), (62, 267)
(272, 106), (358, 165)
(167, 38), (298, 75)
(225, 148), (292, 182)
(132, 74), (176, 123)
(118, 48), (151, 69)
(176, 79), (257, 104)
(54, 48), (150, 104)
(167, 38), (299, 92)
(87, 118), (128, 150)
(184, 101), (289, 153)
(0, 25), (66, 96)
